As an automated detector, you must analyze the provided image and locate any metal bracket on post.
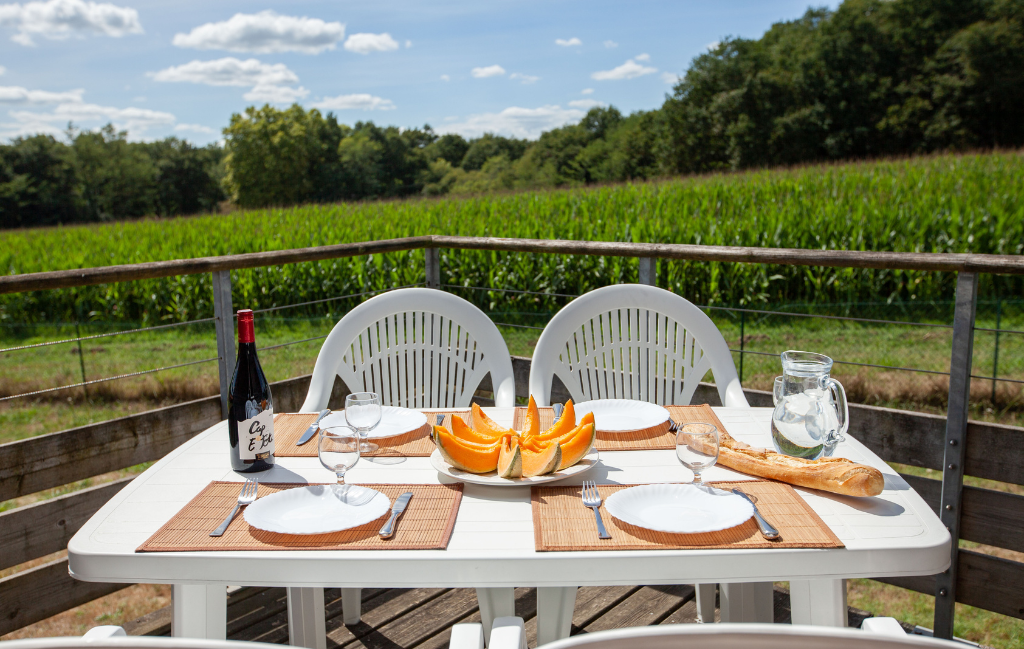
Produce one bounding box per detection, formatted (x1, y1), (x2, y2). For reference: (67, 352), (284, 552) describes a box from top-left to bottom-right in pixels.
(212, 270), (235, 420)
(933, 271), (977, 640)
(425, 247), (441, 289)
(638, 257), (657, 286)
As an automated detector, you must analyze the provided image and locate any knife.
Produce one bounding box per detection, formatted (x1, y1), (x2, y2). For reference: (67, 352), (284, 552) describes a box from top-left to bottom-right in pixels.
(732, 489), (780, 540)
(296, 409), (331, 446)
(379, 492), (413, 538)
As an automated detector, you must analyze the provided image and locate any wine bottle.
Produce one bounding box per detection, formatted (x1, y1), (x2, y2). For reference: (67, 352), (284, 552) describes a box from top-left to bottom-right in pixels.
(228, 309), (275, 473)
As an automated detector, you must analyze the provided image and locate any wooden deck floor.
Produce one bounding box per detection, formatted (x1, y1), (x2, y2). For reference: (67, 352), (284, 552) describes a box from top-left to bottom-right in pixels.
(125, 585), (879, 647)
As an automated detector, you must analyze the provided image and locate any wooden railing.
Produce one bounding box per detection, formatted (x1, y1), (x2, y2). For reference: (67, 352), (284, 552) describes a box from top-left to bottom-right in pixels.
(1, 236), (1023, 639)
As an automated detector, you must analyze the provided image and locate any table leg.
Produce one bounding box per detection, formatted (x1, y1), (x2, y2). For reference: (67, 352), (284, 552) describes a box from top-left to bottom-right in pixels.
(172, 584), (226, 639)
(536, 587), (577, 646)
(287, 588), (326, 649)
(789, 579), (847, 627)
(341, 588), (362, 625)
(476, 588), (515, 643)
(719, 582), (773, 623)
(694, 584), (717, 623)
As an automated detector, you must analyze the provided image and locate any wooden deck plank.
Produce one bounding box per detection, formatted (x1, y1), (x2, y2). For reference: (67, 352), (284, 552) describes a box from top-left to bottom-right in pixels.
(326, 589), (448, 648)
(413, 588), (536, 649)
(340, 588), (481, 649)
(580, 585), (695, 633)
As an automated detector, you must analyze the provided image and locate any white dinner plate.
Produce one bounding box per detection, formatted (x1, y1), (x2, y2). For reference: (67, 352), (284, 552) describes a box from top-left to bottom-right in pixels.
(604, 483), (754, 534)
(574, 399), (670, 432)
(243, 485), (391, 535)
(320, 407), (429, 439)
(429, 448), (600, 486)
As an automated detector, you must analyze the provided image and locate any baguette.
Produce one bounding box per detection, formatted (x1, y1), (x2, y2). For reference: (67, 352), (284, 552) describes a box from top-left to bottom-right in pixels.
(712, 429), (884, 497)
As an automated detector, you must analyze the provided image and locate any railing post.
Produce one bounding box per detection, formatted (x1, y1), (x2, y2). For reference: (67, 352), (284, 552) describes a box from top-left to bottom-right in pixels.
(212, 270), (235, 419)
(425, 247), (441, 289)
(638, 257), (656, 286)
(933, 271), (977, 639)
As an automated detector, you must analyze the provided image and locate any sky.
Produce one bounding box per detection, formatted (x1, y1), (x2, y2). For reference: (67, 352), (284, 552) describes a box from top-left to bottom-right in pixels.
(0, 0), (840, 145)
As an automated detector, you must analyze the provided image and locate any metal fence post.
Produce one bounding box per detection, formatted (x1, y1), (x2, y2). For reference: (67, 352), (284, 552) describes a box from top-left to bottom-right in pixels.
(933, 271), (978, 639)
(739, 309), (746, 383)
(212, 270), (235, 419)
(638, 257), (656, 286)
(991, 298), (1001, 404)
(425, 247), (441, 289)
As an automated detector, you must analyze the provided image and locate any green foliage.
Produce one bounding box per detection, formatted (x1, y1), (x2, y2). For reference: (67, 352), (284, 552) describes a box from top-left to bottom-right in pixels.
(0, 151), (1020, 327)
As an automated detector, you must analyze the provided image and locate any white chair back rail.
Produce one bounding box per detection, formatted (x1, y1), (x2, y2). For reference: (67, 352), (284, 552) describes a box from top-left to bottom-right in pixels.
(529, 284), (748, 407)
(301, 288), (516, 411)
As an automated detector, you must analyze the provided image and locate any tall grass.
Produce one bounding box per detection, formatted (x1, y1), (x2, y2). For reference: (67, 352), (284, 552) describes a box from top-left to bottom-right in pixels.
(1, 151), (1021, 329)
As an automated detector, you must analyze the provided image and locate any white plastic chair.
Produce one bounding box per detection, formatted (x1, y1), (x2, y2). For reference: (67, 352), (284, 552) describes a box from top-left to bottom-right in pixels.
(1, 631), (284, 649)
(300, 287), (516, 411)
(445, 621), (962, 649)
(528, 284), (748, 408)
(527, 284), (750, 631)
(294, 287), (517, 645)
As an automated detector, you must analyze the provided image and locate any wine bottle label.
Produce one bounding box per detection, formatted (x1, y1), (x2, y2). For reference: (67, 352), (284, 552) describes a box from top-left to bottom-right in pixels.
(239, 406), (275, 460)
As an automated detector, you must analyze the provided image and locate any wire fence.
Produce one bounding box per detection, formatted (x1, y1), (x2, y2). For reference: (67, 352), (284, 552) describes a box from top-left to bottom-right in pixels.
(1, 280), (1022, 404)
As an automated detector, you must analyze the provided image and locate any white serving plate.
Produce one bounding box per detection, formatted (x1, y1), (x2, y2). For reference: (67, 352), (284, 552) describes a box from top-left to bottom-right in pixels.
(429, 448), (599, 486)
(321, 406), (428, 439)
(574, 399), (670, 432)
(243, 485), (390, 535)
(604, 483), (753, 534)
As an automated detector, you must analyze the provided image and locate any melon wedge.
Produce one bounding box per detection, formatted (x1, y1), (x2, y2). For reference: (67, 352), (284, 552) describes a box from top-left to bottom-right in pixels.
(471, 403), (515, 440)
(432, 426), (501, 474)
(536, 399), (576, 440)
(557, 423), (596, 470)
(520, 395), (541, 439)
(522, 444), (561, 477)
(451, 415), (504, 445)
(497, 435), (523, 478)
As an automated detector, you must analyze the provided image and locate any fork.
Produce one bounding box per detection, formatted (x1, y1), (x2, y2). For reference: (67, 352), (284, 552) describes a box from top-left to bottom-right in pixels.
(435, 413), (445, 427)
(210, 478), (258, 537)
(668, 418), (678, 432)
(581, 480), (611, 539)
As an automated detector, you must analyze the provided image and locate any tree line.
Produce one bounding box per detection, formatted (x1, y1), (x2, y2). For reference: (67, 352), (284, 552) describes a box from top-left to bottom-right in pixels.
(2, 0), (1022, 225)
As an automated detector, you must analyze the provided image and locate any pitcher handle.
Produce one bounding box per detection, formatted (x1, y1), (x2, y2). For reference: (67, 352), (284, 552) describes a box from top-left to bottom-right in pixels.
(827, 377), (849, 443)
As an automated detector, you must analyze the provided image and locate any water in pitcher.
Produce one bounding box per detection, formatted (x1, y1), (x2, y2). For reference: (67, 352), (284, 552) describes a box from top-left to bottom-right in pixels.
(771, 351), (848, 460)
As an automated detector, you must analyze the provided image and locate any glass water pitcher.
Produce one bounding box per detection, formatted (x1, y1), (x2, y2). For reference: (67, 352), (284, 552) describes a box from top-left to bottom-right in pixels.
(771, 351), (849, 460)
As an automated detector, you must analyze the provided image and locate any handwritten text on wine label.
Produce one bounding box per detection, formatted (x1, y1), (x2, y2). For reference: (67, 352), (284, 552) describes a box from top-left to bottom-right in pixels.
(239, 407), (275, 460)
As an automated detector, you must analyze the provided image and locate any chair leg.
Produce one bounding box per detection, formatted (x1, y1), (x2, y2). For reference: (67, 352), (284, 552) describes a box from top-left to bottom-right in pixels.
(694, 583), (717, 623)
(789, 579), (847, 627)
(341, 588), (362, 625)
(475, 588), (515, 643)
(536, 587), (576, 646)
(719, 582), (773, 623)
(172, 584), (226, 639)
(287, 587), (326, 649)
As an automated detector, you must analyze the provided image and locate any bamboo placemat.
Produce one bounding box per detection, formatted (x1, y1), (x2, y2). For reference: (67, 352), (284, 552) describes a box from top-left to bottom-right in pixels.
(532, 480), (843, 551)
(512, 404), (727, 451)
(273, 411), (470, 458)
(137, 482), (463, 552)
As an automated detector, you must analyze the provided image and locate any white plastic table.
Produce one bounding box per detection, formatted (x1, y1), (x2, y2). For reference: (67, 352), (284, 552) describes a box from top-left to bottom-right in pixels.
(68, 408), (949, 646)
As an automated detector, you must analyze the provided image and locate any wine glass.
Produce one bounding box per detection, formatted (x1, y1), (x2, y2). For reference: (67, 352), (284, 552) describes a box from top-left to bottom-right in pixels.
(345, 392), (382, 453)
(318, 425), (360, 500)
(675, 422), (719, 486)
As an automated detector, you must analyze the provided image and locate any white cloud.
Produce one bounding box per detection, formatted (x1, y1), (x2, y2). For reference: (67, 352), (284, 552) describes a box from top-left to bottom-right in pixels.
(591, 57), (657, 81)
(172, 11), (344, 55)
(243, 84), (309, 103)
(568, 99), (604, 109)
(343, 32), (398, 54)
(581, 88), (594, 95)
(174, 123), (215, 134)
(661, 72), (680, 85)
(603, 40), (617, 48)
(438, 104), (584, 139)
(706, 40), (720, 51)
(0, 85), (83, 103)
(635, 53), (650, 61)
(0, 0), (141, 46)
(404, 39), (411, 48)
(0, 65), (5, 75)
(313, 93), (395, 111)
(509, 72), (538, 84)
(3, 101), (173, 139)
(440, 74), (450, 81)
(471, 64), (505, 78)
(555, 37), (581, 47)
(150, 57), (298, 87)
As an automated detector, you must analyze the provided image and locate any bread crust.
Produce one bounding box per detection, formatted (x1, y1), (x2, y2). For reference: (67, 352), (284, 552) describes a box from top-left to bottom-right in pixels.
(713, 429), (884, 497)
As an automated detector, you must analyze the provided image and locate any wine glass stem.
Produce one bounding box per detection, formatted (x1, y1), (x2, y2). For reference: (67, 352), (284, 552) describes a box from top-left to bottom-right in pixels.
(693, 471), (702, 485)
(336, 470), (346, 486)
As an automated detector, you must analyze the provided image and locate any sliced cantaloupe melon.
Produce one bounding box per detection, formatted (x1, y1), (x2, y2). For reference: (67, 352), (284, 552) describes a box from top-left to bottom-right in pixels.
(536, 400), (576, 440)
(451, 414), (504, 444)
(521, 444), (561, 477)
(557, 423), (596, 470)
(433, 426), (501, 474)
(497, 435), (523, 478)
(471, 403), (515, 440)
(520, 395), (541, 439)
